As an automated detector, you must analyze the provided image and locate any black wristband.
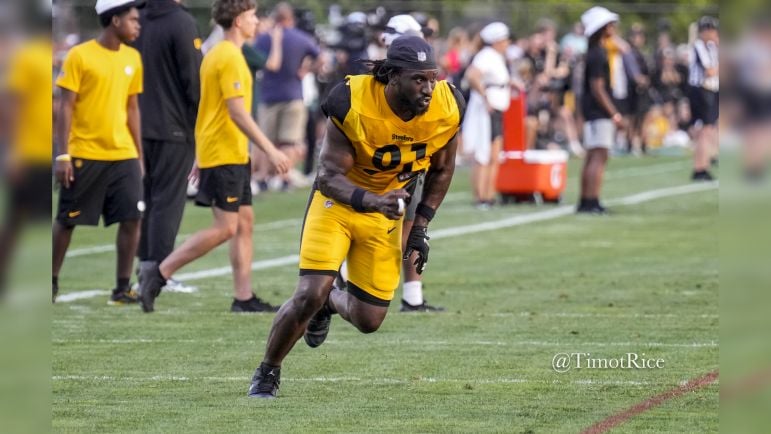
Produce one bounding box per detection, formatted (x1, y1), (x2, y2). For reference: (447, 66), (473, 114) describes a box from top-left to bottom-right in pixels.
(351, 188), (367, 212)
(415, 203), (435, 222)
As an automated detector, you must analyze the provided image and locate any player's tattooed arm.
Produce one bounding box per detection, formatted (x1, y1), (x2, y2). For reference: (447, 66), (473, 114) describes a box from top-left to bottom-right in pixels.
(413, 134), (459, 227)
(318, 119), (408, 219)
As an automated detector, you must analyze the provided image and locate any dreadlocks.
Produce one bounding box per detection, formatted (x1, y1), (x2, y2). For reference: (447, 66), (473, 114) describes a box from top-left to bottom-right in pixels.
(365, 59), (402, 84)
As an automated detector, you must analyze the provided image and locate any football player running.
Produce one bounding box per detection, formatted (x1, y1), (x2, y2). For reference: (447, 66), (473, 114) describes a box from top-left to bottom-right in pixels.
(247, 35), (465, 398)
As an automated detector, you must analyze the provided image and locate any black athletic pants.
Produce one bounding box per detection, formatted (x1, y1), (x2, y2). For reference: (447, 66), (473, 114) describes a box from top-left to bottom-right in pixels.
(138, 139), (196, 262)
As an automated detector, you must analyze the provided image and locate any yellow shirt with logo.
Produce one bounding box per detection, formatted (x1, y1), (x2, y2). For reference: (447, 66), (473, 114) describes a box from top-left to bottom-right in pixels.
(56, 40), (143, 161)
(4, 38), (53, 165)
(195, 40), (252, 168)
(322, 75), (463, 195)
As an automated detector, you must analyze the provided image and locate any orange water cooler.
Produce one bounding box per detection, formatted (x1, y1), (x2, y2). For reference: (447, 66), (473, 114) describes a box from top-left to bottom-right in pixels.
(495, 93), (568, 204)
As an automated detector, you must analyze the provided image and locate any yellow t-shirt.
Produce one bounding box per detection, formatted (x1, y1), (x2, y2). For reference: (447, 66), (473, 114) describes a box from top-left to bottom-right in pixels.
(322, 75), (463, 194)
(55, 40), (143, 161)
(195, 40), (252, 168)
(5, 38), (52, 165)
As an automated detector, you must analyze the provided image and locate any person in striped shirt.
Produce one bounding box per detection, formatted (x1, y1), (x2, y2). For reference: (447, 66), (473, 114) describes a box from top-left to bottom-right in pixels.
(688, 16), (719, 181)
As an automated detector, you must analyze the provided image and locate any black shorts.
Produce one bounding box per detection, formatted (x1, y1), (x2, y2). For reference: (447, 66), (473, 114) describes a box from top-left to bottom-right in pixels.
(7, 164), (52, 221)
(490, 110), (504, 140)
(740, 87), (771, 124)
(56, 158), (143, 227)
(613, 97), (633, 116)
(195, 163), (252, 212)
(689, 86), (719, 126)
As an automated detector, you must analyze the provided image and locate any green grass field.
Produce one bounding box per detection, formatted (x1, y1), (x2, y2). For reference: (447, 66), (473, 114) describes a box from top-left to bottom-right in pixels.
(52, 156), (718, 433)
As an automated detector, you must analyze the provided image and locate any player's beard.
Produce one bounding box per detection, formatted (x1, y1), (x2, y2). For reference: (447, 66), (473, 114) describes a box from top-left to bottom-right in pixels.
(396, 89), (429, 117)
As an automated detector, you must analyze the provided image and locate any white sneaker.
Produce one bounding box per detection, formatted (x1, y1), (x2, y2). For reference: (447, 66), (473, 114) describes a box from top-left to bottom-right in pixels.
(288, 169), (312, 188)
(163, 279), (198, 293)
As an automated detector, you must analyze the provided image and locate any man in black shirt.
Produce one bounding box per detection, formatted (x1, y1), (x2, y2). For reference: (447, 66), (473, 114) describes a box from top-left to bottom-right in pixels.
(133, 0), (202, 287)
(578, 7), (623, 214)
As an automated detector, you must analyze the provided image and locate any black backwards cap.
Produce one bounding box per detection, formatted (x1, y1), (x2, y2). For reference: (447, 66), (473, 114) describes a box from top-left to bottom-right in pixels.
(385, 35), (437, 70)
(698, 16), (718, 31)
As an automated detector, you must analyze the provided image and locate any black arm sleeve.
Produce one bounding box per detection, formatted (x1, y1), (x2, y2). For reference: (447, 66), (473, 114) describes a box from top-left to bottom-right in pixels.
(321, 79), (352, 125)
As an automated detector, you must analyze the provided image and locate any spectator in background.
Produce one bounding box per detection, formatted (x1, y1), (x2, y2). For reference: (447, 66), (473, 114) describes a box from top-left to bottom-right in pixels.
(441, 27), (469, 84)
(133, 0), (202, 292)
(604, 27), (633, 154)
(53, 0), (145, 304)
(334, 12), (370, 75)
(651, 46), (687, 130)
(561, 22), (588, 57)
(463, 22), (512, 209)
(253, 2), (321, 191)
(735, 18), (771, 180)
(626, 23), (652, 155)
(688, 16), (719, 181)
(577, 6), (622, 214)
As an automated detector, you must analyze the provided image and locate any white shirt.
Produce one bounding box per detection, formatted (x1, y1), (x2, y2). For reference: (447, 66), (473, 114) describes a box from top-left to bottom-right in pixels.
(689, 39), (719, 92)
(470, 46), (511, 111)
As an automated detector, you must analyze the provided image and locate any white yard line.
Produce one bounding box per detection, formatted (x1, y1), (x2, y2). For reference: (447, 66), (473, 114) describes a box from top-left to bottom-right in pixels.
(491, 312), (719, 319)
(172, 254), (300, 282)
(65, 218), (301, 258)
(51, 374), (711, 387)
(56, 181), (717, 302)
(55, 290), (110, 303)
(52, 338), (717, 348)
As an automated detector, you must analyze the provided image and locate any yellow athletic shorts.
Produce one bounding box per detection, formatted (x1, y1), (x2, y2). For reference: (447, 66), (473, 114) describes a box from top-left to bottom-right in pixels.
(299, 190), (403, 306)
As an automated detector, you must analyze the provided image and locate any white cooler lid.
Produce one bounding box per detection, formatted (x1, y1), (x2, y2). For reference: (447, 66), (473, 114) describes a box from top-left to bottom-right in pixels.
(500, 149), (569, 163)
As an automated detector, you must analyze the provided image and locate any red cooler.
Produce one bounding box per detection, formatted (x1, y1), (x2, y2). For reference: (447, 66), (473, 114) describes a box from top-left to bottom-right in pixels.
(496, 150), (568, 203)
(496, 93), (568, 203)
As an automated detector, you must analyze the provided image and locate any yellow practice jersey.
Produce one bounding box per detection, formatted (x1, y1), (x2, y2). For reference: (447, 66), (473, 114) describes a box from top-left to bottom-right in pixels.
(4, 38), (52, 165)
(56, 40), (143, 161)
(195, 40), (252, 168)
(322, 75), (465, 195)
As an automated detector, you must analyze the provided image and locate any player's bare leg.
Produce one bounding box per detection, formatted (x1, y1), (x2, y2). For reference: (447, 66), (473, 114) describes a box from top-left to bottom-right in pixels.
(140, 208), (238, 312)
(159, 208), (238, 279)
(400, 218), (444, 311)
(52, 221), (75, 300)
(116, 219), (140, 287)
(484, 136), (503, 204)
(692, 125), (716, 180)
(262, 274), (335, 365)
(230, 205), (254, 301)
(327, 287), (388, 333)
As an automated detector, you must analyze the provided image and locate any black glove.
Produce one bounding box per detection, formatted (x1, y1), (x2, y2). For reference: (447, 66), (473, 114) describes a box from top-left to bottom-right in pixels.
(403, 225), (430, 274)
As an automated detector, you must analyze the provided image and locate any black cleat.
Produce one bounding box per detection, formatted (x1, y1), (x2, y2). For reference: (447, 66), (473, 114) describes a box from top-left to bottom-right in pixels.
(691, 170), (714, 182)
(107, 288), (139, 305)
(231, 295), (279, 313)
(400, 299), (446, 312)
(304, 304), (332, 348)
(138, 262), (165, 313)
(53, 283), (58, 304)
(576, 203), (609, 215)
(247, 363), (281, 399)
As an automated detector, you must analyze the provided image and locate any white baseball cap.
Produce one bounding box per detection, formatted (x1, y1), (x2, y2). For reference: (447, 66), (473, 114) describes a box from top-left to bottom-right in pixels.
(480, 22), (510, 44)
(386, 14), (422, 35)
(581, 6), (619, 37)
(95, 0), (145, 15)
(381, 14), (423, 48)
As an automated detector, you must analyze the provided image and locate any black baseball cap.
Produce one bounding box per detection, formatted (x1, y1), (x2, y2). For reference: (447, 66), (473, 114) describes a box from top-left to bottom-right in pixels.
(385, 35), (437, 70)
(698, 16), (718, 31)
